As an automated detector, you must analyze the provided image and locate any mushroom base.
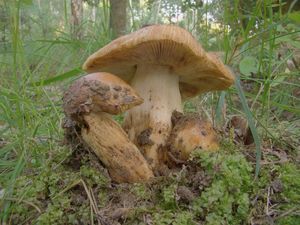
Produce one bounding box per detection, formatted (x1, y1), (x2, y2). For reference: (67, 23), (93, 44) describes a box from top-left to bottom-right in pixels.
(82, 112), (154, 183)
(123, 64), (183, 170)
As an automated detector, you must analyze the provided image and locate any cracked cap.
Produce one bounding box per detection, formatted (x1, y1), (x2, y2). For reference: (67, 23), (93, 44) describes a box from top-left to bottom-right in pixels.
(63, 72), (143, 120)
(83, 24), (235, 99)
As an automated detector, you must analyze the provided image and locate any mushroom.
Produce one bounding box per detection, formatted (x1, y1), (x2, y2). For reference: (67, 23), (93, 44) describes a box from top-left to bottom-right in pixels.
(63, 72), (154, 183)
(167, 112), (219, 164)
(82, 24), (234, 170)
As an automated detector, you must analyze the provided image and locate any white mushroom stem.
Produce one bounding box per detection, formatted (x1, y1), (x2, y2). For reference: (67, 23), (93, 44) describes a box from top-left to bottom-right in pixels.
(123, 64), (183, 169)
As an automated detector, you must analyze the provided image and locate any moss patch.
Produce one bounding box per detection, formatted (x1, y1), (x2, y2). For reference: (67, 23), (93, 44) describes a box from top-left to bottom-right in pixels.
(2, 138), (299, 224)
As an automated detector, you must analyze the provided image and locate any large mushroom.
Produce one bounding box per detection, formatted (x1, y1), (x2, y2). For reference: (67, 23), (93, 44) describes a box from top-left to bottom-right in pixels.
(82, 24), (234, 170)
(63, 72), (153, 183)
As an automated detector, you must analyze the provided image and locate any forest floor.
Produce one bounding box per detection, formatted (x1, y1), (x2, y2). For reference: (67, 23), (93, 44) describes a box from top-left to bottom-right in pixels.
(0, 94), (299, 224)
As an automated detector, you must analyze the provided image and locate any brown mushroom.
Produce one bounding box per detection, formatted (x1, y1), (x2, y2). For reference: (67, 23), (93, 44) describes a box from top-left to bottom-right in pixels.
(63, 72), (153, 183)
(167, 112), (219, 164)
(82, 25), (234, 170)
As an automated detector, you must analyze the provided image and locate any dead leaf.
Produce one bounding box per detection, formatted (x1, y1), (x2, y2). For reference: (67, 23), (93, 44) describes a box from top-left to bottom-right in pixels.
(228, 115), (254, 145)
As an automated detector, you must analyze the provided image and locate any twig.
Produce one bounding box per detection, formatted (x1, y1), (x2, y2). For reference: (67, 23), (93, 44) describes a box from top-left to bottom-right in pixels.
(266, 187), (271, 216)
(260, 160), (288, 165)
(80, 179), (100, 225)
(51, 178), (107, 225)
(275, 207), (298, 220)
(167, 152), (185, 164)
(90, 186), (101, 225)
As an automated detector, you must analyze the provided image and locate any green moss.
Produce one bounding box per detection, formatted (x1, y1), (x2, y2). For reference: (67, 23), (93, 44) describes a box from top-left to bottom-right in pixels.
(161, 184), (177, 209)
(36, 199), (90, 225)
(277, 216), (300, 225)
(97, 191), (108, 208)
(7, 163), (97, 224)
(279, 163), (300, 203)
(275, 163), (300, 224)
(152, 211), (195, 225)
(191, 147), (253, 225)
(80, 165), (108, 187)
(5, 137), (299, 224)
(132, 183), (151, 200)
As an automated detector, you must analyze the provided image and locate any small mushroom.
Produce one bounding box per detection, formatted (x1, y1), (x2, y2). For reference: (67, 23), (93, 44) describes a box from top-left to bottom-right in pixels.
(63, 72), (153, 183)
(167, 112), (219, 163)
(82, 25), (234, 169)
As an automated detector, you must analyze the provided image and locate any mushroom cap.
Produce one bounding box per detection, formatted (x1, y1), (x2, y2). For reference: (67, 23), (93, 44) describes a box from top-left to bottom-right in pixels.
(63, 72), (143, 120)
(83, 24), (235, 99)
(168, 113), (219, 161)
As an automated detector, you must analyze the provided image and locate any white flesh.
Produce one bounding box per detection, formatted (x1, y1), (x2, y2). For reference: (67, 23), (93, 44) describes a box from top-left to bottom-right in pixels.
(123, 64), (183, 169)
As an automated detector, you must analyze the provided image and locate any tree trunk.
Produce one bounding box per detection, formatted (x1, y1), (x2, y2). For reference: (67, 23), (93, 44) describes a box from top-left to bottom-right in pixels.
(109, 0), (127, 38)
(71, 0), (83, 39)
(92, 4), (97, 24)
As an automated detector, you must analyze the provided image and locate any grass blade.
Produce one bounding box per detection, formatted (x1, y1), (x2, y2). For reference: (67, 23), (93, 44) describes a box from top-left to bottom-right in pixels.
(235, 76), (262, 178)
(215, 91), (226, 125)
(30, 67), (83, 86)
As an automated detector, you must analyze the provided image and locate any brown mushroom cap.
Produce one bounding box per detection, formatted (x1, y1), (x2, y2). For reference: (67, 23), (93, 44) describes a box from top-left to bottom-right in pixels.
(168, 113), (219, 162)
(63, 72), (143, 120)
(83, 24), (235, 99)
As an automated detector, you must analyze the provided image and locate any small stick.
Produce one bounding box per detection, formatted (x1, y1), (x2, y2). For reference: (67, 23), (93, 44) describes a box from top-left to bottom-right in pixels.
(266, 187), (271, 216)
(275, 207), (298, 220)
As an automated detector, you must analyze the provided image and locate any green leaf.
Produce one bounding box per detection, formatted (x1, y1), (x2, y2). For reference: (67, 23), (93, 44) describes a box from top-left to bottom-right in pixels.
(239, 56), (258, 76)
(276, 24), (287, 32)
(20, 0), (33, 5)
(235, 76), (261, 178)
(288, 11), (300, 24)
(275, 35), (300, 48)
(30, 67), (83, 86)
(271, 75), (287, 87)
(215, 91), (226, 125)
(290, 40), (300, 48)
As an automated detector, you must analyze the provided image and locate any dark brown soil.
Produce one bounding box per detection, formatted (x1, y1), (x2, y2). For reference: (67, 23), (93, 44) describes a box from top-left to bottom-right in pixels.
(137, 128), (154, 146)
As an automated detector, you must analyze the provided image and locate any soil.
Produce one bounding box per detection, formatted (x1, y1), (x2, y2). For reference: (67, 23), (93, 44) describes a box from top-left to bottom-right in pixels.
(59, 110), (299, 225)
(60, 129), (213, 224)
(137, 128), (154, 146)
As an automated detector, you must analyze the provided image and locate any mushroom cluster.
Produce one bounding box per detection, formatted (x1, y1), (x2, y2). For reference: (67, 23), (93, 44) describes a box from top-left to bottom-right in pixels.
(63, 25), (234, 183)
